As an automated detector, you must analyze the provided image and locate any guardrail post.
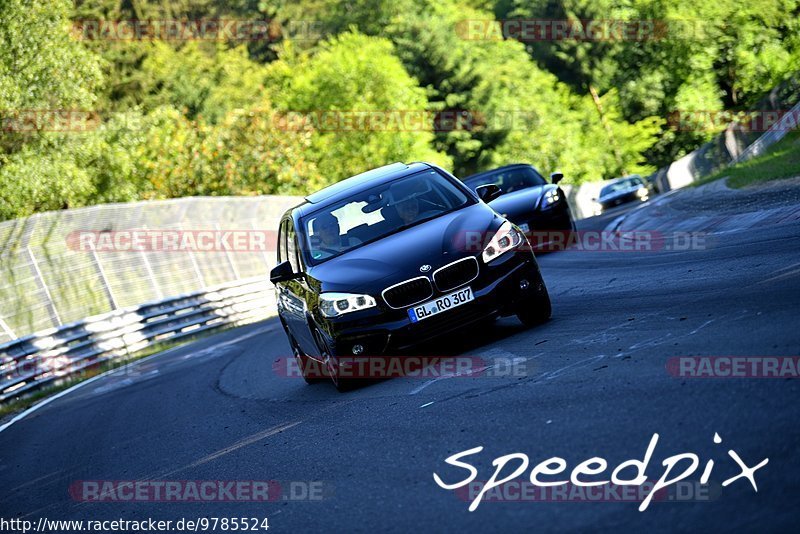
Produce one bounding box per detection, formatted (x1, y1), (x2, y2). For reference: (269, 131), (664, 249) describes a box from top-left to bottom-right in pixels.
(187, 249), (206, 288)
(216, 222), (240, 280)
(139, 225), (163, 300)
(0, 316), (15, 340)
(25, 246), (62, 327)
(252, 221), (272, 270)
(88, 243), (118, 310)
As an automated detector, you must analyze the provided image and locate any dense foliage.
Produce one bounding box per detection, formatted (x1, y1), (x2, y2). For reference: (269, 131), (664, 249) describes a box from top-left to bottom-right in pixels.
(0, 0), (798, 219)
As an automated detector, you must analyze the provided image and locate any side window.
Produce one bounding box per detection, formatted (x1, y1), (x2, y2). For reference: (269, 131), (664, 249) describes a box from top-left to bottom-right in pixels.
(287, 221), (299, 272)
(278, 220), (288, 263)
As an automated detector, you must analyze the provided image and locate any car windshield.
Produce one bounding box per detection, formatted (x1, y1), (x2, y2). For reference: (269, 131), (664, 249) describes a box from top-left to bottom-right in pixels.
(601, 177), (643, 196)
(464, 166), (546, 194)
(302, 170), (472, 264)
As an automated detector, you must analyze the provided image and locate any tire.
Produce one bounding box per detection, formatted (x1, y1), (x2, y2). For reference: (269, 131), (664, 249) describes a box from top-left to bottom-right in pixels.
(516, 274), (552, 327)
(313, 328), (357, 392)
(286, 333), (322, 384)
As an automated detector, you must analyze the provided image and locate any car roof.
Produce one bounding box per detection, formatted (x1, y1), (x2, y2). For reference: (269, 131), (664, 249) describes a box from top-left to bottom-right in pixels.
(290, 161), (434, 217)
(462, 163), (536, 183)
(607, 175), (642, 184)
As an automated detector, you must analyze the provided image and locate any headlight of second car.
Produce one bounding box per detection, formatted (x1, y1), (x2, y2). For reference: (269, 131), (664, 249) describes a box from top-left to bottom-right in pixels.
(320, 292), (377, 318)
(482, 221), (524, 264)
(539, 188), (561, 209)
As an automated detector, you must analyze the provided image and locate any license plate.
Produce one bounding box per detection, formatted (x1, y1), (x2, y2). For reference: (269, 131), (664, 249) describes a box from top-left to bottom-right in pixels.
(408, 287), (474, 323)
(519, 223), (530, 233)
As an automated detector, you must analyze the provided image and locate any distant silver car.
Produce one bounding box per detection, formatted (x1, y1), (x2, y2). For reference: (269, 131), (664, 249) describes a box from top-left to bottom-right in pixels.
(592, 175), (650, 215)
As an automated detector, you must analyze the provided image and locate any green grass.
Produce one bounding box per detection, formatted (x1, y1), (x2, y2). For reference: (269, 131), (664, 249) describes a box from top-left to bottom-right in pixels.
(695, 130), (800, 189)
(0, 327), (234, 419)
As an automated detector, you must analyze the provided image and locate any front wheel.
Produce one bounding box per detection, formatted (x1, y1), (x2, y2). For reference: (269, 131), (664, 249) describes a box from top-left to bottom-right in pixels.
(516, 276), (552, 327)
(313, 328), (357, 392)
(289, 335), (322, 384)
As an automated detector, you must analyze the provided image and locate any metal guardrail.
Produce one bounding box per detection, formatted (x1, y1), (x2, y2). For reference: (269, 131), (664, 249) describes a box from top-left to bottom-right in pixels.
(0, 276), (274, 404)
(734, 100), (800, 163)
(0, 195), (301, 345)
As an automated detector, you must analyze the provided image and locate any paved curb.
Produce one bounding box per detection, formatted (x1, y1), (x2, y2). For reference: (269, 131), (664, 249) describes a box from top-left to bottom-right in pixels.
(604, 189), (682, 232)
(605, 180), (800, 235)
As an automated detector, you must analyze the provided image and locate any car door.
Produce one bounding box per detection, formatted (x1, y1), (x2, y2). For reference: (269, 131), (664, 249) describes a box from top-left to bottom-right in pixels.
(276, 218), (318, 356)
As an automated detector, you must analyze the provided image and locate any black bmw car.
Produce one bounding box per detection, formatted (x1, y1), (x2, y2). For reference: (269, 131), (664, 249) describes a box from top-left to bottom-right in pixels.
(462, 164), (575, 250)
(270, 162), (551, 390)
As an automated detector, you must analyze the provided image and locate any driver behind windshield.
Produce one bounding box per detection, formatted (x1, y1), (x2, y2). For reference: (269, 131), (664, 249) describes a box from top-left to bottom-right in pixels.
(503, 172), (530, 193)
(395, 196), (420, 225)
(387, 179), (434, 226)
(309, 213), (360, 260)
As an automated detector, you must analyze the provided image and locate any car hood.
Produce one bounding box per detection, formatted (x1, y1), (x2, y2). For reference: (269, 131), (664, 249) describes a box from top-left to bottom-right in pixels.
(486, 186), (550, 219)
(309, 203), (502, 293)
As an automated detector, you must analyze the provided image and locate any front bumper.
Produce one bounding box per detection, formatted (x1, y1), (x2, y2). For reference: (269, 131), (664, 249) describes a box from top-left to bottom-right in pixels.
(512, 202), (574, 231)
(317, 250), (543, 356)
(599, 192), (642, 211)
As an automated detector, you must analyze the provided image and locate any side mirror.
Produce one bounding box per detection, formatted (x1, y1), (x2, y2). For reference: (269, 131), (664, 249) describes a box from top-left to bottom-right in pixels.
(550, 172), (564, 184)
(476, 184), (503, 203)
(270, 261), (302, 284)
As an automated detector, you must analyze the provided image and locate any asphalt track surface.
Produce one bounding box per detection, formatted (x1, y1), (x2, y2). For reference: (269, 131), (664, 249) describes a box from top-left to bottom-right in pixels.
(1, 191), (799, 532)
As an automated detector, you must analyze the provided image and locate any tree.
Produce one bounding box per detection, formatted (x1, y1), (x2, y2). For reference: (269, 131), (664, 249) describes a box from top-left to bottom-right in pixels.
(271, 31), (451, 182)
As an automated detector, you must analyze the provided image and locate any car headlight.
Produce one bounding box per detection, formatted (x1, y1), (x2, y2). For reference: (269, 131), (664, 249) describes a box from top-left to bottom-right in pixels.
(637, 187), (648, 198)
(320, 292), (377, 318)
(482, 221), (524, 264)
(539, 188), (561, 209)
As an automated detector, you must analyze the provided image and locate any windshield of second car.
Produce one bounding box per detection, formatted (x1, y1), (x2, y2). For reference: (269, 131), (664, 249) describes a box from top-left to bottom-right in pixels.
(601, 177), (644, 196)
(303, 170), (471, 264)
(465, 167), (547, 194)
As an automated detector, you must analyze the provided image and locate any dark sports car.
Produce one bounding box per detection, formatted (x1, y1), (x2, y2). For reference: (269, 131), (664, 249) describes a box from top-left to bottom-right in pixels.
(271, 162), (551, 390)
(593, 175), (650, 214)
(462, 164), (575, 250)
